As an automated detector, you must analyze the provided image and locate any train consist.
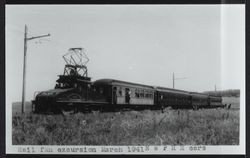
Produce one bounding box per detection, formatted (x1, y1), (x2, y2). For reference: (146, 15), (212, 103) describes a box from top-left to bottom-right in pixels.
(32, 48), (225, 114)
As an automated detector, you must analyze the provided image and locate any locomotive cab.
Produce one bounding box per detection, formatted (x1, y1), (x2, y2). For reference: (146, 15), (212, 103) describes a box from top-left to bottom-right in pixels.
(33, 63), (92, 113)
(56, 64), (91, 93)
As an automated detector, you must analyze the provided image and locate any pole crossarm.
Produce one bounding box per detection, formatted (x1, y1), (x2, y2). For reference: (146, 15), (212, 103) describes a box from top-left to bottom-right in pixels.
(27, 34), (50, 41)
(175, 77), (187, 80)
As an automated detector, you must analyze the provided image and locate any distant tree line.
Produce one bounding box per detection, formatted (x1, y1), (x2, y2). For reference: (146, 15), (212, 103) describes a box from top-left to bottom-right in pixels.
(203, 89), (240, 97)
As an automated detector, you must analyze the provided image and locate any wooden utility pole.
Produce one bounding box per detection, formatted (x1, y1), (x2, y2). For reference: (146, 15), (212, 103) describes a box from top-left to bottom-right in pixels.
(173, 72), (175, 89)
(21, 25), (28, 114)
(21, 25), (50, 113)
(173, 72), (187, 89)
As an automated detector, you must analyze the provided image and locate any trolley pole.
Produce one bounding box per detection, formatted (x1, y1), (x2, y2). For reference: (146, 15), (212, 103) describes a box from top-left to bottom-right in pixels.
(21, 25), (50, 113)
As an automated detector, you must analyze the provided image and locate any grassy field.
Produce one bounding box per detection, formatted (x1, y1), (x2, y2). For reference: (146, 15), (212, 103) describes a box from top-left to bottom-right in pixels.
(12, 97), (239, 145)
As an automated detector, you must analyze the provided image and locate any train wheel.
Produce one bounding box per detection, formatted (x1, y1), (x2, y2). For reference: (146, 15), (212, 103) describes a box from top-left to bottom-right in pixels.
(161, 106), (164, 113)
(61, 105), (77, 115)
(192, 105), (198, 110)
(61, 109), (75, 115)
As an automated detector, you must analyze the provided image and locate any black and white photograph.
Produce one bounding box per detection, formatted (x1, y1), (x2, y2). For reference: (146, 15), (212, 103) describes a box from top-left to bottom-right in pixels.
(6, 4), (245, 154)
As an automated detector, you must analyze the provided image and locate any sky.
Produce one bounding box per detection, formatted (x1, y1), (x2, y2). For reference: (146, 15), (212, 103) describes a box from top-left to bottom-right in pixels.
(6, 5), (245, 102)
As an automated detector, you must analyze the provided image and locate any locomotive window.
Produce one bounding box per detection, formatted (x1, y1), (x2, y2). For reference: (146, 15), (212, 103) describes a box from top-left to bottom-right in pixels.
(113, 87), (117, 95)
(144, 91), (147, 98)
(146, 91), (151, 98)
(150, 93), (153, 98)
(64, 83), (70, 88)
(100, 87), (104, 94)
(135, 90), (139, 98)
(131, 90), (135, 97)
(148, 91), (151, 98)
(122, 88), (125, 96)
(140, 90), (144, 98)
(118, 87), (123, 96)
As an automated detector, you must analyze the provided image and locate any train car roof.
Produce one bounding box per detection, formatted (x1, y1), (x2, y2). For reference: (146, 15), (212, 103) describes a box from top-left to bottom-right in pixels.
(189, 92), (209, 98)
(57, 75), (92, 84)
(156, 86), (190, 95)
(190, 92), (208, 96)
(94, 79), (155, 90)
(209, 95), (222, 98)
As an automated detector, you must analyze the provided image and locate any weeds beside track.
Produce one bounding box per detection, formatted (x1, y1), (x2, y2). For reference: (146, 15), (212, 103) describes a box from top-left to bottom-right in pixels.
(12, 108), (239, 145)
